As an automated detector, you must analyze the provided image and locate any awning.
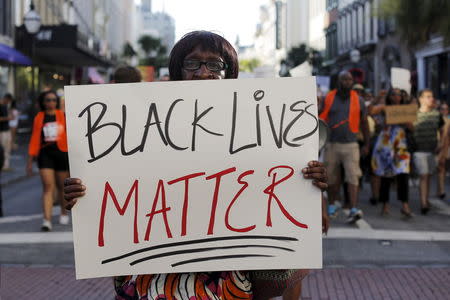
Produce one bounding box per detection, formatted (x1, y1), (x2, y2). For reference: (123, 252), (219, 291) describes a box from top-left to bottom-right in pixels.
(0, 43), (32, 65)
(15, 24), (111, 67)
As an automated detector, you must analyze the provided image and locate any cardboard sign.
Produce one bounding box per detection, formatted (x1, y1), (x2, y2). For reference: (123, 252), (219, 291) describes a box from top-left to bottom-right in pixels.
(64, 77), (322, 279)
(385, 104), (418, 124)
(391, 67), (411, 95)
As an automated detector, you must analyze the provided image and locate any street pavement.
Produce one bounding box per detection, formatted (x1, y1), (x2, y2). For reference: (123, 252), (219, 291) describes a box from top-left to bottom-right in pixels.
(1, 134), (450, 299)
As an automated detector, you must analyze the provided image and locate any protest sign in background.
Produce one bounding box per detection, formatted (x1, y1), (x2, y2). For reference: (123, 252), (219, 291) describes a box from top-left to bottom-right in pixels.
(65, 77), (322, 279)
(385, 104), (418, 125)
(391, 67), (411, 95)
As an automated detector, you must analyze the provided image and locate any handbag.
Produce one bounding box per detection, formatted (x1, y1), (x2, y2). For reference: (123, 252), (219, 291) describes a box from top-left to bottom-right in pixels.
(251, 269), (309, 299)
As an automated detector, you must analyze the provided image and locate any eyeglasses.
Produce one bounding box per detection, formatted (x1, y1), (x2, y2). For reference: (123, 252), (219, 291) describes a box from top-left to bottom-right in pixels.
(183, 60), (227, 72)
(45, 97), (57, 102)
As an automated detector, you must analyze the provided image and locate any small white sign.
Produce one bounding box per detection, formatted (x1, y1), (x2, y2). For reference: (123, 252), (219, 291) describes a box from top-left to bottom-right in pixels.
(64, 77), (322, 279)
(391, 67), (411, 94)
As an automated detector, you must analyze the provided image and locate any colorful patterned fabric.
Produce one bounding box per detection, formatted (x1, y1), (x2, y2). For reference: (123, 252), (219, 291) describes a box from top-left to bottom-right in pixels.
(371, 125), (410, 177)
(114, 271), (252, 300)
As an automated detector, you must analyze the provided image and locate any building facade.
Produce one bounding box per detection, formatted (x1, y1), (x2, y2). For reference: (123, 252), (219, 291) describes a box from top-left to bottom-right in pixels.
(136, 2), (175, 53)
(323, 0), (413, 93)
(415, 36), (450, 103)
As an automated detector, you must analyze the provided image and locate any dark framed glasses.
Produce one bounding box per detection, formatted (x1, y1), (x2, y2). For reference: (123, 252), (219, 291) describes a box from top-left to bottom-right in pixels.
(183, 60), (227, 72)
(44, 97), (57, 102)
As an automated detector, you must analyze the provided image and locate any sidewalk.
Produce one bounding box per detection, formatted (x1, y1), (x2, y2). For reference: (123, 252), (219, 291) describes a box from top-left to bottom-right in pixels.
(1, 265), (449, 299)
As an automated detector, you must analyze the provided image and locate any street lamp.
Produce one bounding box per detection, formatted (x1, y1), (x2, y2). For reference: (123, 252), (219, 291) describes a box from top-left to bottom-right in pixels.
(23, 1), (41, 100)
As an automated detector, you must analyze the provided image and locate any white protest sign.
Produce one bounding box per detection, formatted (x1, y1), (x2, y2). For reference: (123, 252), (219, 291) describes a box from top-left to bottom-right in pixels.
(391, 67), (411, 94)
(64, 77), (322, 279)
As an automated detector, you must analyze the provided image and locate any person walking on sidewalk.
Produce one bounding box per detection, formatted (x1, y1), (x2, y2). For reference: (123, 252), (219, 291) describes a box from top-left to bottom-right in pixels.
(320, 71), (370, 223)
(0, 93), (13, 171)
(412, 89), (445, 214)
(371, 88), (413, 217)
(27, 90), (70, 231)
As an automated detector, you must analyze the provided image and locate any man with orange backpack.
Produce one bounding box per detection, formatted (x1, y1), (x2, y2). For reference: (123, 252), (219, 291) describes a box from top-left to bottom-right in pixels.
(320, 71), (370, 223)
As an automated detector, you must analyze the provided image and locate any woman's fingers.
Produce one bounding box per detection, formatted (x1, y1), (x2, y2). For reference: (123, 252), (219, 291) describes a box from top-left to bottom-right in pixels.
(64, 191), (85, 201)
(63, 184), (86, 194)
(63, 178), (85, 207)
(302, 167), (327, 180)
(64, 177), (81, 186)
(65, 199), (78, 210)
(313, 180), (328, 190)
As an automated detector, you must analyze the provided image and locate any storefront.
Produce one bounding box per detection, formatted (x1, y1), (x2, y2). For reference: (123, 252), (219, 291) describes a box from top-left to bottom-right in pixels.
(15, 24), (111, 92)
(0, 42), (31, 96)
(14, 24), (112, 128)
(416, 36), (450, 104)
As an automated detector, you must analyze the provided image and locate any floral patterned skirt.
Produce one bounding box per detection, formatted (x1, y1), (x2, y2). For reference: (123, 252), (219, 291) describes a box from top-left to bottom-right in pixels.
(114, 271), (253, 300)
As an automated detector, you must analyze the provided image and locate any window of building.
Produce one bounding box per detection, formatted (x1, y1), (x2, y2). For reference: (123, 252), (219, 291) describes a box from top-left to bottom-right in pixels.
(326, 23), (338, 60)
(0, 0), (13, 37)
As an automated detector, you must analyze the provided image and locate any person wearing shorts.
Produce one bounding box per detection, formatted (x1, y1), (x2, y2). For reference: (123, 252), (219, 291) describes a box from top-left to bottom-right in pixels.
(412, 89), (445, 214)
(27, 90), (70, 231)
(320, 71), (370, 223)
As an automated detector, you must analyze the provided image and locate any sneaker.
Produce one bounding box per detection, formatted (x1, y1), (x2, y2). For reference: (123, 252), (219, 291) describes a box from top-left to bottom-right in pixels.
(41, 220), (52, 231)
(346, 209), (363, 224)
(59, 214), (70, 225)
(328, 205), (338, 218)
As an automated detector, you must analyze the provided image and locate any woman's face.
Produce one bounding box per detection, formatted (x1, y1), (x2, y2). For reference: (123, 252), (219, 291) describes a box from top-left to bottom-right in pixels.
(43, 93), (58, 110)
(389, 89), (402, 105)
(181, 46), (226, 80)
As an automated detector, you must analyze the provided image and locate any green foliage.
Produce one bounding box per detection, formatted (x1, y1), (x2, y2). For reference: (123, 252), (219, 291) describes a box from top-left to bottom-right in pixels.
(379, 0), (450, 46)
(122, 42), (137, 58)
(137, 34), (169, 70)
(239, 58), (261, 72)
(138, 35), (163, 56)
(287, 44), (309, 67)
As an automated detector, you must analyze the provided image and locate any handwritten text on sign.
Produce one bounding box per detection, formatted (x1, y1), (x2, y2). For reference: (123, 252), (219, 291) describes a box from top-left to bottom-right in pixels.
(64, 77), (322, 279)
(385, 104), (418, 125)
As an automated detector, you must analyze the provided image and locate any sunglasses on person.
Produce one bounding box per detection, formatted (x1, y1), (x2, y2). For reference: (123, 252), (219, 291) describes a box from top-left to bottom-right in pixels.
(44, 97), (57, 102)
(182, 60), (227, 72)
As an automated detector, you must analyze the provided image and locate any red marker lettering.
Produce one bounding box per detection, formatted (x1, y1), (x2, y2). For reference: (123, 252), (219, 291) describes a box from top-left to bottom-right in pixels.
(98, 180), (139, 247)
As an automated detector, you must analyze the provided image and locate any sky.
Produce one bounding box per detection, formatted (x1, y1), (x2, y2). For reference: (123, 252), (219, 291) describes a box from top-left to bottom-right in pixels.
(138, 0), (268, 46)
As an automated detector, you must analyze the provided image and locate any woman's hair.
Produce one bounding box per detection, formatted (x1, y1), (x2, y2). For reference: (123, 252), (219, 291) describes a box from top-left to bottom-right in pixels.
(37, 90), (60, 111)
(385, 87), (403, 106)
(418, 88), (433, 99)
(168, 31), (239, 80)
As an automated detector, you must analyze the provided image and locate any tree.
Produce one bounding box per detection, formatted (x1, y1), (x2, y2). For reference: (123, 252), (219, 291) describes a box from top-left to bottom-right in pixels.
(287, 44), (309, 67)
(379, 0), (450, 46)
(122, 42), (137, 58)
(239, 58), (261, 72)
(138, 35), (163, 57)
(137, 34), (169, 71)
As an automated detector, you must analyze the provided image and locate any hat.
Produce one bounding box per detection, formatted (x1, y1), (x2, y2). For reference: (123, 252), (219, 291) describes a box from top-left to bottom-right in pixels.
(353, 83), (364, 90)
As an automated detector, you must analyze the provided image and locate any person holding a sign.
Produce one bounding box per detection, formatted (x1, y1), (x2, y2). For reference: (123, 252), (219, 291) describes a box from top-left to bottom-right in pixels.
(27, 90), (70, 231)
(64, 31), (328, 300)
(371, 88), (413, 217)
(320, 71), (370, 223)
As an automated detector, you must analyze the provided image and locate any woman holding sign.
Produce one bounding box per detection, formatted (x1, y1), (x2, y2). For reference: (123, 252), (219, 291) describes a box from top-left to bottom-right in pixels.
(371, 88), (413, 217)
(27, 90), (70, 231)
(64, 31), (328, 300)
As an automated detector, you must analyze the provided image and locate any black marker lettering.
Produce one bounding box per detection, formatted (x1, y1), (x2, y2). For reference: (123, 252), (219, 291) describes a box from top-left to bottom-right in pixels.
(230, 91), (257, 154)
(191, 100), (223, 151)
(78, 102), (121, 163)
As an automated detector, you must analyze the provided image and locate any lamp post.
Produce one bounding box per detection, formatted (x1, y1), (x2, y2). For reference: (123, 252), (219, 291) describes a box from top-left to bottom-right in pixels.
(23, 1), (41, 100)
